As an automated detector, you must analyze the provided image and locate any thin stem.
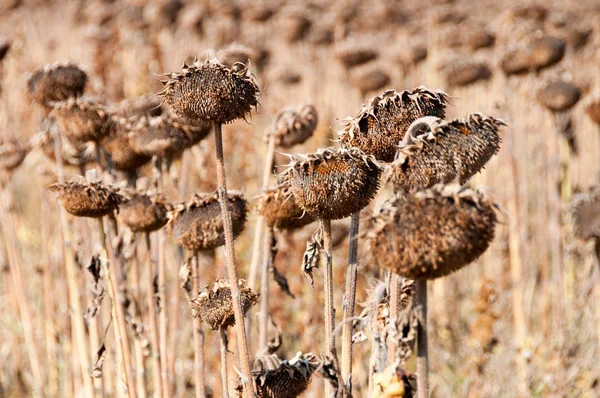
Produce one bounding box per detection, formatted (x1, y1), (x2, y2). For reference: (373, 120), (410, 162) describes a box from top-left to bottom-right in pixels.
(144, 233), (164, 397)
(192, 252), (206, 398)
(321, 218), (335, 397)
(157, 230), (170, 398)
(388, 275), (402, 364)
(212, 122), (256, 397)
(416, 279), (428, 398)
(97, 218), (136, 398)
(341, 212), (359, 393)
(220, 328), (230, 398)
(130, 255), (148, 398)
(258, 227), (274, 350)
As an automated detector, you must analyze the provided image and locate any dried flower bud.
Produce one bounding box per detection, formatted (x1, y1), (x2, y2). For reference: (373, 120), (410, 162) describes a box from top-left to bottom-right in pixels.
(159, 58), (260, 124)
(189, 279), (259, 330)
(167, 192), (247, 251)
(27, 63), (87, 106)
(48, 180), (123, 218)
(387, 113), (504, 191)
(366, 186), (497, 280)
(283, 147), (381, 220)
(537, 81), (581, 112)
(339, 87), (449, 162)
(49, 98), (114, 143)
(257, 182), (314, 230)
(268, 104), (317, 148)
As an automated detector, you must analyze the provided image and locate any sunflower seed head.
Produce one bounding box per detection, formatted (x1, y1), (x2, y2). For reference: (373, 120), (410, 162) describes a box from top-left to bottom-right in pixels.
(48, 180), (123, 218)
(101, 120), (151, 172)
(339, 87), (450, 162)
(49, 97), (114, 143)
(443, 59), (492, 87)
(267, 104), (318, 148)
(118, 192), (170, 232)
(570, 186), (600, 240)
(27, 62), (87, 107)
(257, 182), (314, 230)
(537, 81), (581, 112)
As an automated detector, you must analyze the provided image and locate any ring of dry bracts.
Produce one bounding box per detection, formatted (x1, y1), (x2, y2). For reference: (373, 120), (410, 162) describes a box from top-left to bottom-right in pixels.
(167, 191), (247, 251)
(158, 58), (259, 124)
(189, 279), (259, 331)
(236, 353), (320, 398)
(366, 185), (498, 280)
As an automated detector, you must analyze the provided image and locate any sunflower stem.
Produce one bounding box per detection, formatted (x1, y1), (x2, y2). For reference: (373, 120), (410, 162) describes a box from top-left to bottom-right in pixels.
(415, 279), (428, 398)
(192, 251), (207, 398)
(341, 212), (359, 393)
(388, 275), (402, 364)
(259, 227), (274, 351)
(220, 327), (230, 398)
(144, 233), (164, 397)
(322, 218), (336, 397)
(213, 122), (256, 397)
(129, 251), (148, 398)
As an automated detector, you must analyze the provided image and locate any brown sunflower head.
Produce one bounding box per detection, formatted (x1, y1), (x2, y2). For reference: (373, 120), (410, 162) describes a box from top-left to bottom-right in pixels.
(339, 87), (450, 162)
(283, 147), (381, 220)
(49, 97), (114, 143)
(387, 113), (504, 192)
(267, 104), (318, 148)
(216, 43), (254, 69)
(27, 63), (87, 107)
(48, 180), (123, 218)
(101, 120), (151, 172)
(128, 114), (211, 158)
(189, 279), (259, 330)
(113, 94), (164, 119)
(584, 93), (600, 125)
(0, 139), (29, 173)
(257, 182), (315, 231)
(349, 64), (391, 95)
(537, 81), (581, 112)
(527, 36), (566, 72)
(167, 191), (247, 251)
(366, 186), (497, 280)
(334, 39), (379, 68)
(236, 352), (320, 398)
(38, 119), (96, 167)
(499, 47), (530, 76)
(118, 192), (170, 233)
(570, 186), (600, 240)
(158, 58), (260, 124)
(443, 60), (492, 87)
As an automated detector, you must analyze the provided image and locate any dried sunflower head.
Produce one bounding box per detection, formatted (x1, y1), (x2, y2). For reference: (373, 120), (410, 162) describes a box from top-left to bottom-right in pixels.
(128, 114), (210, 158)
(366, 186), (497, 280)
(570, 186), (600, 240)
(283, 147), (381, 220)
(257, 182), (314, 230)
(537, 81), (581, 112)
(0, 139), (29, 173)
(584, 92), (600, 125)
(49, 97), (114, 143)
(334, 39), (379, 68)
(216, 43), (254, 69)
(189, 279), (259, 330)
(101, 120), (151, 172)
(267, 104), (318, 148)
(236, 352), (320, 398)
(48, 180), (123, 218)
(527, 36), (566, 72)
(387, 113), (504, 192)
(167, 191), (247, 251)
(339, 87), (450, 162)
(112, 94), (164, 119)
(118, 192), (170, 233)
(27, 63), (87, 107)
(500, 47), (530, 76)
(158, 58), (260, 124)
(38, 120), (96, 167)
(349, 64), (391, 96)
(443, 60), (492, 87)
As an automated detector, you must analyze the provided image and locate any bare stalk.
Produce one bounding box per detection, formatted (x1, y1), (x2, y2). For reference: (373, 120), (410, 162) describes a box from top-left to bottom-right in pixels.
(129, 248), (148, 398)
(212, 122), (256, 397)
(387, 275), (402, 364)
(97, 218), (136, 398)
(192, 252), (206, 398)
(157, 230), (170, 398)
(144, 233), (163, 397)
(341, 212), (360, 393)
(220, 328), (230, 398)
(258, 227), (274, 350)
(322, 218), (335, 397)
(415, 279), (428, 398)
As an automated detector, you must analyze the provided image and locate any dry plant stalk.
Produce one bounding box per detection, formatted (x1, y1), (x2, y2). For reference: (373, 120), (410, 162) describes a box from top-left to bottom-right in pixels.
(191, 253), (206, 398)
(144, 233), (164, 397)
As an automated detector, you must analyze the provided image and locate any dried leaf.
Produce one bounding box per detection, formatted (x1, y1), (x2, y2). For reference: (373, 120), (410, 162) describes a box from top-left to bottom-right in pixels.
(91, 343), (107, 378)
(87, 254), (101, 284)
(179, 258), (192, 295)
(302, 228), (323, 287)
(267, 319), (282, 354)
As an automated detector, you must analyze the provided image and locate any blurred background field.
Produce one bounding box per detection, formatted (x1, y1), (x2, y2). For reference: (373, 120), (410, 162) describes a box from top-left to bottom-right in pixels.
(1, 0), (600, 397)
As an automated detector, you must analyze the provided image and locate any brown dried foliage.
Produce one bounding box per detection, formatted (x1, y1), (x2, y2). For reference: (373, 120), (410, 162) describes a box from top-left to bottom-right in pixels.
(284, 147), (381, 220)
(48, 180), (123, 218)
(27, 63), (87, 106)
(257, 182), (314, 231)
(268, 104), (318, 148)
(339, 87), (450, 162)
(189, 279), (259, 330)
(159, 58), (260, 124)
(366, 186), (497, 280)
(167, 192), (247, 251)
(387, 113), (504, 192)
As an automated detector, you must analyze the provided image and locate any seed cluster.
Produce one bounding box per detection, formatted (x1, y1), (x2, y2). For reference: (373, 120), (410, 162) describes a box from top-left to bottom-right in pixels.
(189, 279), (259, 330)
(366, 186), (497, 280)
(118, 193), (169, 233)
(158, 58), (260, 124)
(537, 81), (581, 112)
(284, 147), (381, 220)
(387, 113), (504, 191)
(257, 182), (314, 230)
(48, 180), (123, 218)
(50, 98), (114, 143)
(27, 63), (87, 106)
(339, 87), (449, 162)
(268, 104), (318, 148)
(167, 192), (247, 251)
